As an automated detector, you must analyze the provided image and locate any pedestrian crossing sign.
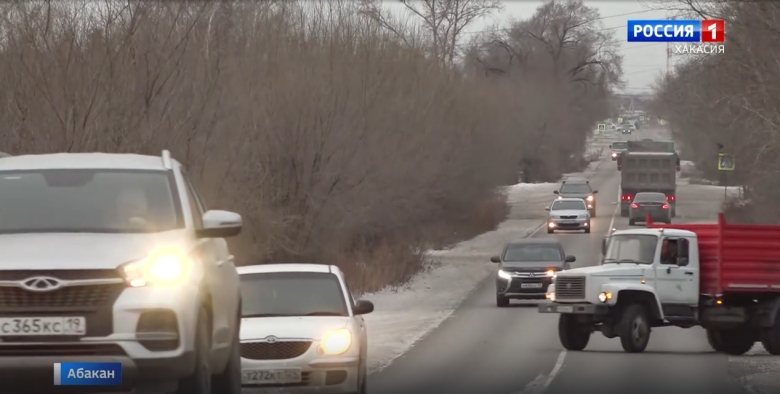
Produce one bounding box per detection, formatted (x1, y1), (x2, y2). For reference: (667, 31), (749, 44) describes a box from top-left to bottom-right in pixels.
(598, 124), (606, 132)
(639, 115), (645, 122)
(718, 153), (735, 171)
(617, 117), (623, 124)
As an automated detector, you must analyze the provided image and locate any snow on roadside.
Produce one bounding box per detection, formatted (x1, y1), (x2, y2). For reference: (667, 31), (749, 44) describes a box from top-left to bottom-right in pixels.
(362, 144), (612, 373)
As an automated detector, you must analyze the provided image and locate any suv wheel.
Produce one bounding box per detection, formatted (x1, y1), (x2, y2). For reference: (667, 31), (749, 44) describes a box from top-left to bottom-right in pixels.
(211, 318), (242, 394)
(172, 306), (212, 394)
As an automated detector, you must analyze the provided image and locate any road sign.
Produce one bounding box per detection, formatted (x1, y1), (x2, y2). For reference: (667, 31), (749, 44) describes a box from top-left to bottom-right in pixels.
(718, 153), (735, 171)
(617, 117), (623, 124)
(639, 115), (645, 122)
(598, 124), (606, 132)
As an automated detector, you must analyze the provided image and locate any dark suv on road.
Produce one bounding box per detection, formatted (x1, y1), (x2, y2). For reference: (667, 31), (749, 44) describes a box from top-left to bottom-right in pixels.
(553, 179), (598, 216)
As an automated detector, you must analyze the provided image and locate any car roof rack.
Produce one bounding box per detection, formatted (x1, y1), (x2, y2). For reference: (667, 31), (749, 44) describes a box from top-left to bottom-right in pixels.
(161, 150), (172, 169)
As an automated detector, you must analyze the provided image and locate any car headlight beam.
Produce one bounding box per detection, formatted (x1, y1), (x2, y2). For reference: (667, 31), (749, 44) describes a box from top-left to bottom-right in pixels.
(121, 249), (192, 287)
(319, 328), (352, 355)
(498, 270), (512, 280)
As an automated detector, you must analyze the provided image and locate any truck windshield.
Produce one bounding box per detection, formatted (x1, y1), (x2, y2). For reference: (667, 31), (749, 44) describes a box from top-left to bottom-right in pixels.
(612, 142), (628, 150)
(603, 234), (658, 264)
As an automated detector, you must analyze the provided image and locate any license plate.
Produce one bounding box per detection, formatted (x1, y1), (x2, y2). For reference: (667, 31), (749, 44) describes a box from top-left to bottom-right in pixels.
(0, 317), (86, 336)
(242, 369), (302, 385)
(556, 306), (574, 313)
(521, 283), (543, 288)
(561, 220), (576, 224)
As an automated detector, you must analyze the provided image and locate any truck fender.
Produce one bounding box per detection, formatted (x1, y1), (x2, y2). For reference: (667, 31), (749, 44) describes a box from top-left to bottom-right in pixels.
(601, 283), (664, 320)
(766, 296), (780, 327)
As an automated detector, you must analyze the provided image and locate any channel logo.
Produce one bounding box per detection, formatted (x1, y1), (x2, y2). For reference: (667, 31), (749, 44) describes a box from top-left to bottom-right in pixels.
(627, 20), (725, 43)
(53, 362), (122, 386)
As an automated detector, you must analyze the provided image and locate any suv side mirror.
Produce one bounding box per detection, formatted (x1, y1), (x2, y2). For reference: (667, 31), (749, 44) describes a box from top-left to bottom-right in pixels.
(196, 210), (243, 238)
(544, 206), (550, 211)
(553, 190), (559, 194)
(564, 255), (576, 263)
(490, 256), (501, 263)
(353, 300), (374, 315)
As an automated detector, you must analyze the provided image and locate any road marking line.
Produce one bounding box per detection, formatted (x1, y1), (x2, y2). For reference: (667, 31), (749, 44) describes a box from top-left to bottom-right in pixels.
(606, 181), (621, 236)
(542, 350), (567, 389)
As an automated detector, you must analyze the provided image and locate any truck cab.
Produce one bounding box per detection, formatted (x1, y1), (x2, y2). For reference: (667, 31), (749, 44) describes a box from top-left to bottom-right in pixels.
(539, 216), (780, 355)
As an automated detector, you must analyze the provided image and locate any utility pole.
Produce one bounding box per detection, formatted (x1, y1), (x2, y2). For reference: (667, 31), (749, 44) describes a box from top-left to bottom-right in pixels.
(666, 42), (672, 79)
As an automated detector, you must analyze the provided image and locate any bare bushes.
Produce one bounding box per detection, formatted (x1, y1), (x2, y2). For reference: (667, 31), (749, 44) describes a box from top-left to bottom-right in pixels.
(0, 1), (617, 293)
(653, 1), (780, 223)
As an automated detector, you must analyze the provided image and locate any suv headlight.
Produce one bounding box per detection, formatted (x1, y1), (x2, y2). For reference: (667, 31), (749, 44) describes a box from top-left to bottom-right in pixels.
(121, 249), (193, 287)
(586, 195), (594, 202)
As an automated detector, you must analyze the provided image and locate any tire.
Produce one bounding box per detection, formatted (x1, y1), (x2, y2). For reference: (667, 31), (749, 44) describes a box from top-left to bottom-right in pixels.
(590, 209), (597, 217)
(718, 327), (756, 356)
(547, 229), (554, 234)
(172, 306), (212, 394)
(671, 207), (676, 218)
(628, 219), (635, 226)
(760, 317), (780, 355)
(351, 356), (367, 394)
(706, 328), (723, 352)
(584, 226), (591, 234)
(558, 314), (590, 351)
(618, 304), (651, 353)
(211, 317), (242, 394)
(496, 294), (509, 307)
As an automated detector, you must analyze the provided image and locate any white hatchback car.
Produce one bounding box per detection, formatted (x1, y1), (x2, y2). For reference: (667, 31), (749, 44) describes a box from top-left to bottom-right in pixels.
(238, 264), (374, 393)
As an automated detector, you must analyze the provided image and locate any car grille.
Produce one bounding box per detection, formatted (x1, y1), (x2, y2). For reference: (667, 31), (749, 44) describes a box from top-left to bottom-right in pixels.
(555, 276), (586, 299)
(0, 270), (121, 281)
(240, 341), (312, 360)
(0, 284), (122, 310)
(559, 215), (578, 219)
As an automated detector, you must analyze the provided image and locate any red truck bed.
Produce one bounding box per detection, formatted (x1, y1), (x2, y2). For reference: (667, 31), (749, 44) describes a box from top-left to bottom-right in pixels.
(646, 214), (780, 296)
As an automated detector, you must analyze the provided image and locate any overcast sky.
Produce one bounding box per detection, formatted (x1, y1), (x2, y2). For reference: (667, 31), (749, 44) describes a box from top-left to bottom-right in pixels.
(382, 1), (677, 94)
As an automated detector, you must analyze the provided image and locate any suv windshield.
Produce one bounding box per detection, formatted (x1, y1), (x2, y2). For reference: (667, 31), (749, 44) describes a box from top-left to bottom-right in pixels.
(559, 183), (591, 194)
(604, 234), (658, 264)
(240, 272), (349, 317)
(503, 244), (562, 262)
(0, 169), (182, 234)
(551, 200), (586, 210)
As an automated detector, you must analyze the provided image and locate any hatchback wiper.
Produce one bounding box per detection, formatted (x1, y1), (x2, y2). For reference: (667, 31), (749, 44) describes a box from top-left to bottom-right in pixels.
(242, 313), (290, 318)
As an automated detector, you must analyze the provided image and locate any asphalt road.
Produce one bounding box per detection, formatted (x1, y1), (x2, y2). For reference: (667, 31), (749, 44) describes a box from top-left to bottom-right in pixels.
(368, 130), (751, 394)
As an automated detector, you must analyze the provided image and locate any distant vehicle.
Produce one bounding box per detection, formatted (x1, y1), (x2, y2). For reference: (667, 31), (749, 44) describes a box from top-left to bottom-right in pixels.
(540, 214), (780, 355)
(629, 192), (672, 225)
(491, 239), (575, 307)
(620, 124), (636, 134)
(545, 198), (591, 233)
(238, 264), (373, 393)
(619, 152), (678, 218)
(610, 141), (628, 161)
(553, 179), (598, 216)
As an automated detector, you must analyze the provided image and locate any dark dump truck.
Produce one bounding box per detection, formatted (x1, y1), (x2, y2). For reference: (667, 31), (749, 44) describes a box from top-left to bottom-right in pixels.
(618, 140), (680, 217)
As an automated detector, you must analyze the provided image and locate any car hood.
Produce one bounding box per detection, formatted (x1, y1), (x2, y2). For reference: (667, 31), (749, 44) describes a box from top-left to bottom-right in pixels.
(0, 231), (190, 270)
(240, 316), (351, 341)
(558, 193), (590, 199)
(560, 263), (646, 278)
(549, 209), (588, 216)
(500, 262), (565, 272)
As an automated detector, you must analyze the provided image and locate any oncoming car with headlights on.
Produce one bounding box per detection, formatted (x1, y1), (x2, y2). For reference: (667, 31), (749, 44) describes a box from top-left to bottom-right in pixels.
(553, 179), (598, 216)
(0, 151), (244, 394)
(546, 198), (591, 234)
(238, 264), (374, 394)
(492, 239), (575, 307)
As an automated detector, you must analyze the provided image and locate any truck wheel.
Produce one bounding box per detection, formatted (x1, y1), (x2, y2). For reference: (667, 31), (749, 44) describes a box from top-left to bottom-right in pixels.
(671, 207), (676, 218)
(496, 295), (509, 307)
(760, 317), (780, 355)
(706, 329), (724, 352)
(618, 304), (651, 353)
(172, 306), (212, 394)
(558, 314), (590, 351)
(628, 219), (635, 226)
(620, 209), (628, 217)
(718, 327), (756, 356)
(211, 317), (242, 394)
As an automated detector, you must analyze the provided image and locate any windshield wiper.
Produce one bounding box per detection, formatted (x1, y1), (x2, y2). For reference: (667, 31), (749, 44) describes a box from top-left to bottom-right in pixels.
(305, 312), (345, 316)
(242, 313), (290, 318)
(603, 259), (643, 265)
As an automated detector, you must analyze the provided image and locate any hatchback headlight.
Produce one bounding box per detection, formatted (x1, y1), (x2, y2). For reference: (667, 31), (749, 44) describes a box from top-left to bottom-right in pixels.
(319, 329), (352, 355)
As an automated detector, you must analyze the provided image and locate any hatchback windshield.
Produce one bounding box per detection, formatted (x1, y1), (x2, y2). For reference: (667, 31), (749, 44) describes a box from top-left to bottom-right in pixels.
(240, 272), (349, 317)
(503, 244), (562, 262)
(0, 169), (181, 234)
(604, 234), (658, 264)
(551, 200), (586, 210)
(559, 183), (591, 194)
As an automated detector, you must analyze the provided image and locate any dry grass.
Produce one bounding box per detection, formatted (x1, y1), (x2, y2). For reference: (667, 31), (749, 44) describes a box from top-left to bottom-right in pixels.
(0, 1), (619, 293)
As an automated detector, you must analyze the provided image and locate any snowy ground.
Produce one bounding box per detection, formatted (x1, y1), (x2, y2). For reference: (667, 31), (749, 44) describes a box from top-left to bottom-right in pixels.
(361, 135), (613, 372)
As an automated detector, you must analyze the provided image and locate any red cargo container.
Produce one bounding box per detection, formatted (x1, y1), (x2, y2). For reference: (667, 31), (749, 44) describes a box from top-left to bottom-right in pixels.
(646, 213), (780, 296)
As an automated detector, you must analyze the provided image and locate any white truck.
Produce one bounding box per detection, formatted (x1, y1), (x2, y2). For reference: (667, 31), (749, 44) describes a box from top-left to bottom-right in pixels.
(538, 214), (780, 355)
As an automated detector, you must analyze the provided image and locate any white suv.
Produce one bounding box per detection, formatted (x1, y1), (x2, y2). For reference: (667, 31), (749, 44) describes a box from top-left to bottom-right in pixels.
(0, 151), (243, 394)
